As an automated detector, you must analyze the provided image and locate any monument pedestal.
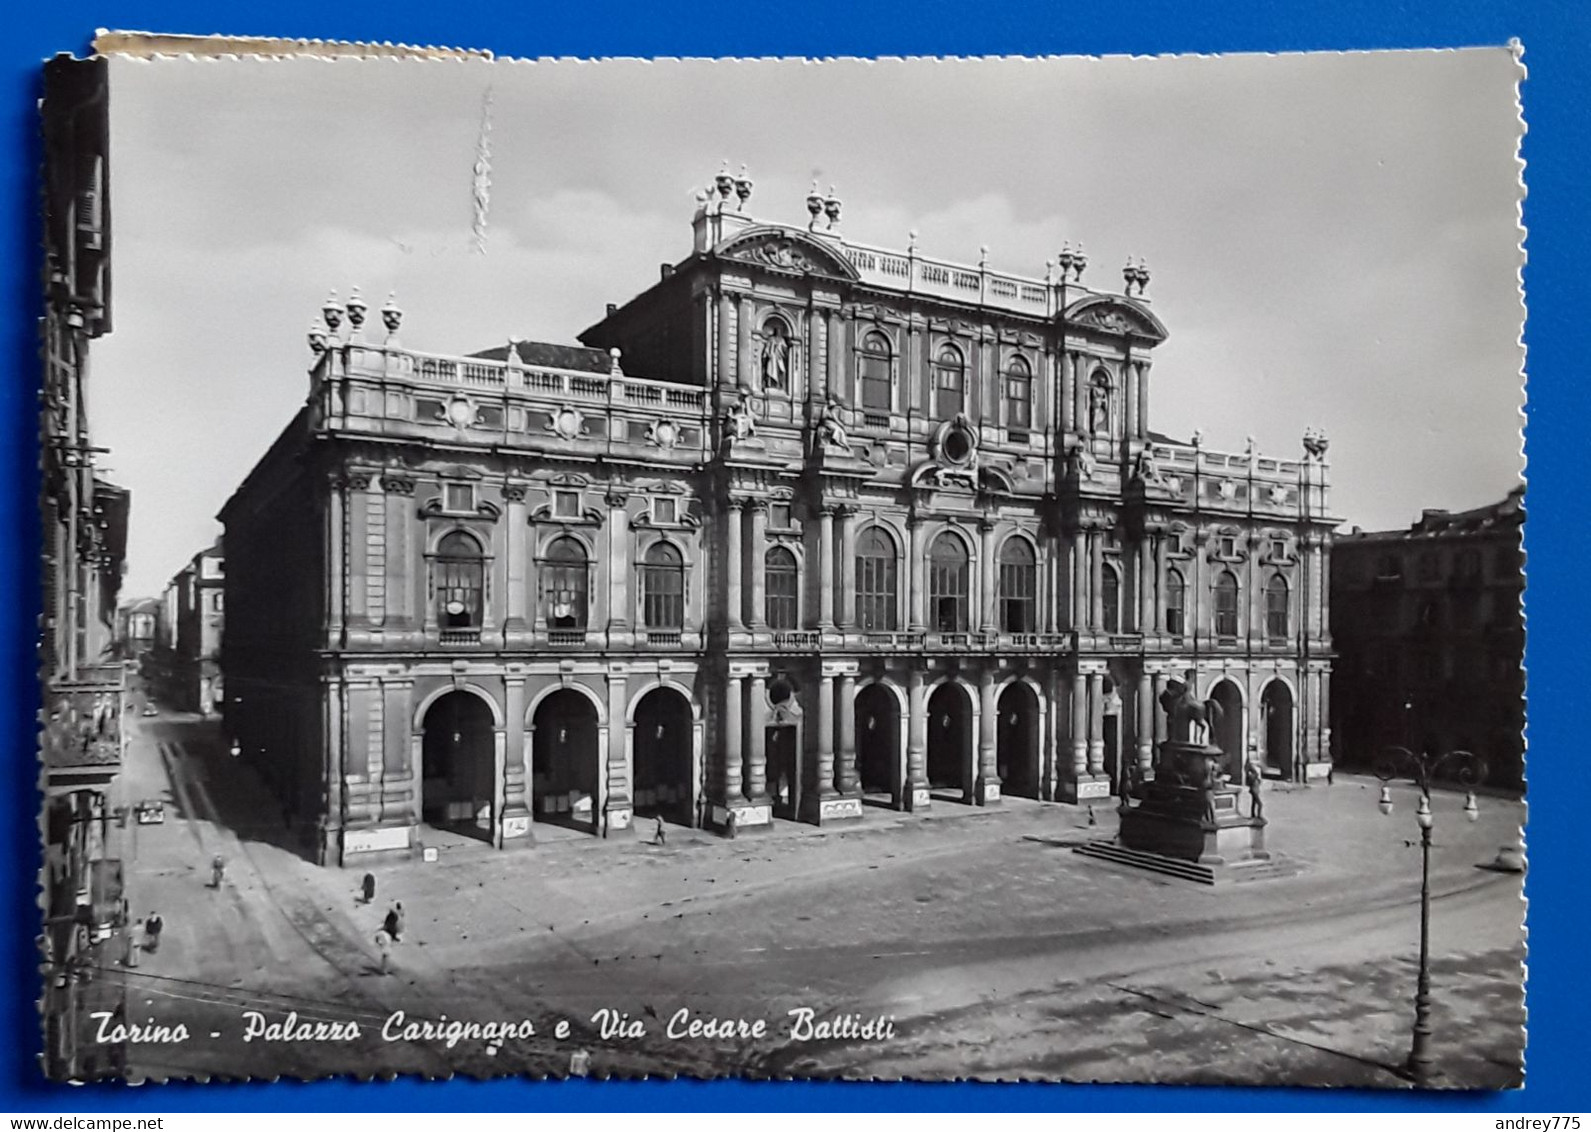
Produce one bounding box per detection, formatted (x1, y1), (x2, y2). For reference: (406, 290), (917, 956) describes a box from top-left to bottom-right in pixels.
(1103, 739), (1272, 879)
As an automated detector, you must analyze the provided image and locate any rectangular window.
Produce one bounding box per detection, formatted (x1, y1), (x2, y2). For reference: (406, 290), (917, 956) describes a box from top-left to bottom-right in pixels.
(211, 593), (224, 613)
(935, 364), (964, 418)
(1270, 538), (1287, 559)
(445, 483), (475, 512)
(856, 556), (898, 632)
(1005, 376), (1032, 431)
(770, 503), (792, 530)
(1218, 535), (1237, 557)
(653, 498), (677, 524)
(861, 356), (892, 412)
(554, 490), (580, 518)
(1165, 592), (1185, 636)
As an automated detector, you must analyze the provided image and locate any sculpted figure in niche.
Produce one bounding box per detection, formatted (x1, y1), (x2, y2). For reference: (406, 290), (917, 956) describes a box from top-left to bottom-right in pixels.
(760, 320), (792, 393)
(1089, 376), (1112, 435)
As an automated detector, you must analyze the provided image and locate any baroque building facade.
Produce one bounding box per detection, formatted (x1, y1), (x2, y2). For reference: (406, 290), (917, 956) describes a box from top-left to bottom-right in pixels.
(39, 53), (130, 1080)
(222, 171), (1337, 866)
(1331, 487), (1524, 788)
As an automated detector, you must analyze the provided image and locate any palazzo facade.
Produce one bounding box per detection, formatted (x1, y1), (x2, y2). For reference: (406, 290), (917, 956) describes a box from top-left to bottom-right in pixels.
(221, 171), (1337, 865)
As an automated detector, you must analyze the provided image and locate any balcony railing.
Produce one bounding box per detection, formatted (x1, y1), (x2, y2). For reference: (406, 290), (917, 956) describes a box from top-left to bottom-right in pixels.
(547, 630), (588, 646)
(862, 631), (927, 649)
(772, 630), (820, 650)
(646, 630), (683, 647)
(439, 628), (481, 646)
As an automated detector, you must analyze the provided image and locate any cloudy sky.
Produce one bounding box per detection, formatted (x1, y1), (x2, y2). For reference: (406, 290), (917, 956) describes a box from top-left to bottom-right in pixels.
(94, 51), (1525, 599)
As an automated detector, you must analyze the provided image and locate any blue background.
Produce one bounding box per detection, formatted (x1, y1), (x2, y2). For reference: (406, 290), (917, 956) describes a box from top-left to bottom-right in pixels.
(4, 0), (1584, 1113)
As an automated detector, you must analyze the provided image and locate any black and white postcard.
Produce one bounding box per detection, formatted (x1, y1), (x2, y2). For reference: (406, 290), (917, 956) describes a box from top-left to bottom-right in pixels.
(39, 41), (1526, 1086)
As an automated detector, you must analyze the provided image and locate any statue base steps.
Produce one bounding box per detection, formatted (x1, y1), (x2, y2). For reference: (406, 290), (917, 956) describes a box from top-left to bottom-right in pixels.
(1072, 840), (1300, 886)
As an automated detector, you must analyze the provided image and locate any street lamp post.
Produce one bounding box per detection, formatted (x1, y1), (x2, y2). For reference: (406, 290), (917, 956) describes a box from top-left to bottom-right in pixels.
(1375, 744), (1484, 1088)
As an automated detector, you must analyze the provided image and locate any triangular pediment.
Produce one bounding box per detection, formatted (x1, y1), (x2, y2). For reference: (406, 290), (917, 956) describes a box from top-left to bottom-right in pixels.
(715, 227), (860, 281)
(1064, 294), (1169, 343)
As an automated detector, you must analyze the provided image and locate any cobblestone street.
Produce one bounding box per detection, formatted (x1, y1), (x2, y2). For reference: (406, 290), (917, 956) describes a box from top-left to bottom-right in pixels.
(108, 712), (1525, 1087)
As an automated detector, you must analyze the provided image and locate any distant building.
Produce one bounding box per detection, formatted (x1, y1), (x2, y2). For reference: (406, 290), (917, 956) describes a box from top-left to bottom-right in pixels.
(39, 52), (127, 1082)
(117, 597), (159, 664)
(151, 546), (225, 715)
(222, 170), (1337, 866)
(1331, 486), (1524, 788)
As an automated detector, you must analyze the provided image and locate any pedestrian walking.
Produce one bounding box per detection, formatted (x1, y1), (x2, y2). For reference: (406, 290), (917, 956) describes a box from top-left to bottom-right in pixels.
(374, 929), (393, 975)
(143, 912), (163, 954)
(654, 815), (667, 846)
(392, 901), (405, 942)
(724, 810), (737, 840)
(361, 873), (376, 904)
(1245, 762), (1265, 821)
(210, 854), (226, 889)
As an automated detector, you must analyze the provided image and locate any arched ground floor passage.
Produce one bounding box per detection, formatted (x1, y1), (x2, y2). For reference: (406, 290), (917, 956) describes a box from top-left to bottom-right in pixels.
(273, 658), (1334, 864)
(420, 689), (499, 844)
(530, 688), (601, 833)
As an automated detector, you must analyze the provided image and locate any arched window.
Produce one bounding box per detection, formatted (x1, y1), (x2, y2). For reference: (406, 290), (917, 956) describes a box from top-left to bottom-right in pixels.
(999, 537), (1036, 633)
(1214, 570), (1240, 637)
(929, 533), (970, 632)
(760, 318), (793, 393)
(934, 345), (966, 419)
(1265, 574), (1290, 640)
(1165, 568), (1187, 636)
(641, 542), (685, 629)
(855, 527), (898, 632)
(765, 546), (799, 630)
(435, 531), (485, 629)
(1004, 356), (1033, 434)
(1102, 563), (1122, 634)
(859, 331), (893, 413)
(542, 536), (588, 629)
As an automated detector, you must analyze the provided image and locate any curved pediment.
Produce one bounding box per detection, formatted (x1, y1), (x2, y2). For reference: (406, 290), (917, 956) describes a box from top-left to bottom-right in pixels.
(1063, 294), (1169, 343)
(715, 227), (861, 281)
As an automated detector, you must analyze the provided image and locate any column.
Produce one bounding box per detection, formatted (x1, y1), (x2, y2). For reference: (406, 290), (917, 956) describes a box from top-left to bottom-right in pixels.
(826, 309), (845, 406)
(1059, 350), (1076, 435)
(604, 673), (631, 834)
(1069, 671), (1088, 785)
(837, 506), (858, 631)
(724, 675), (744, 805)
(837, 673), (859, 794)
(908, 515), (927, 632)
(1125, 357), (1140, 438)
(746, 674), (768, 800)
(502, 677), (529, 835)
(735, 294), (753, 388)
(747, 501), (768, 631)
(905, 667), (928, 808)
(1089, 529), (1105, 631)
(1086, 672), (1105, 775)
(717, 293), (734, 385)
(976, 669), (999, 804)
(818, 506), (836, 630)
(1135, 671), (1154, 775)
(978, 519), (997, 633)
(1154, 532), (1169, 634)
(815, 674), (837, 799)
(725, 499), (745, 632)
(504, 485), (529, 644)
(1138, 362), (1151, 437)
(1137, 536), (1153, 634)
(807, 307), (824, 402)
(605, 489), (630, 637)
(327, 474), (346, 645)
(1070, 528), (1087, 632)
(1072, 354), (1088, 437)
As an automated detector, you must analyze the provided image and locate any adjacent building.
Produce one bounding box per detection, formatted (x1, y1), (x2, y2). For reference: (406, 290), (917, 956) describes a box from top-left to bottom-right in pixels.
(1331, 486), (1524, 788)
(116, 597), (160, 667)
(222, 169), (1338, 866)
(39, 52), (128, 1081)
(149, 546), (225, 715)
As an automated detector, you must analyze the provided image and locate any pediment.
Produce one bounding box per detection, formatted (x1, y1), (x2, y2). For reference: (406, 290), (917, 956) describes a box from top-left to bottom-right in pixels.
(715, 227), (860, 281)
(1064, 295), (1169, 343)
